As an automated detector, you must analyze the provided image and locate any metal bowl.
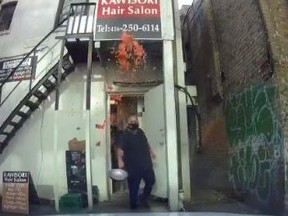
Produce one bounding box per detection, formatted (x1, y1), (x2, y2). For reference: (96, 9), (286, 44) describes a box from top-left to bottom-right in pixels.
(109, 169), (128, 181)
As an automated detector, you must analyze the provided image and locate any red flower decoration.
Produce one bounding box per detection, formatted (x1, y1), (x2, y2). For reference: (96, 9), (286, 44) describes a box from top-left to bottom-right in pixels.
(115, 32), (147, 72)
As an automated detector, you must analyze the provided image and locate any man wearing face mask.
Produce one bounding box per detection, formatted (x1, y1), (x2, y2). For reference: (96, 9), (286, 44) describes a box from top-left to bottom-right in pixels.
(117, 114), (156, 209)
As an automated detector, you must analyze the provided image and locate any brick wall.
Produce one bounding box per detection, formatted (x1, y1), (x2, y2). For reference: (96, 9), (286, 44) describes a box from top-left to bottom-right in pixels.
(183, 0), (223, 124)
(182, 0), (230, 202)
(182, 0), (285, 213)
(211, 0), (271, 93)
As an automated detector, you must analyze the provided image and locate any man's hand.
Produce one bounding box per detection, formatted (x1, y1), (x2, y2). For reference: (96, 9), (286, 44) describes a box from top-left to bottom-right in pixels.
(149, 143), (156, 162)
(118, 159), (125, 169)
(117, 148), (125, 169)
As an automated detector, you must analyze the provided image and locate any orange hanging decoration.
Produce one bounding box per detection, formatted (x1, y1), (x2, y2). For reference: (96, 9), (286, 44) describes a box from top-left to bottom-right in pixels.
(111, 94), (122, 102)
(115, 32), (147, 72)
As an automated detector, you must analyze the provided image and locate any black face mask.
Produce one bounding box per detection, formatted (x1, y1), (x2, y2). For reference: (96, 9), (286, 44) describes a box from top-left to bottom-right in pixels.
(128, 123), (139, 130)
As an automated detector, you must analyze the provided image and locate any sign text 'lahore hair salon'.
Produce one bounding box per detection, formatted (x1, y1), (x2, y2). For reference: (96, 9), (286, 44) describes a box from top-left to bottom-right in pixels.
(95, 0), (161, 40)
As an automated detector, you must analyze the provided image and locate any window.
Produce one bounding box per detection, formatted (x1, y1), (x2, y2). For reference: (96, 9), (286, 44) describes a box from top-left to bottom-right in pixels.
(0, 1), (17, 32)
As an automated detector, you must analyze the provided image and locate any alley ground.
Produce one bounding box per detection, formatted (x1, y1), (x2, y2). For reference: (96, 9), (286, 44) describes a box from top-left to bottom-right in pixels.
(0, 190), (272, 216)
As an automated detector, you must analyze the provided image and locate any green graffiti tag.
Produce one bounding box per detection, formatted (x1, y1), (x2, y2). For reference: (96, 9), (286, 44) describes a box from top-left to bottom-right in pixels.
(226, 83), (283, 202)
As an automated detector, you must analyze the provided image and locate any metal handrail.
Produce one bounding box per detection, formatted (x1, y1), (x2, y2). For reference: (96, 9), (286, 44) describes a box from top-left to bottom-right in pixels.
(0, 2), (96, 89)
(0, 39), (63, 107)
(70, 2), (96, 7)
(0, 2), (96, 110)
(0, 17), (68, 89)
(66, 2), (96, 36)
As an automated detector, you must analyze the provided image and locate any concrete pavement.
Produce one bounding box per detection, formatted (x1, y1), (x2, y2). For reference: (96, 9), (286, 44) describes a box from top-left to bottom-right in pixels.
(44, 213), (271, 216)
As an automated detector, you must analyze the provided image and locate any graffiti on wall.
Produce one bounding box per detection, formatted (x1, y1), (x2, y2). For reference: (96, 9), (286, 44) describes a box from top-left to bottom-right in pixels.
(226, 83), (283, 203)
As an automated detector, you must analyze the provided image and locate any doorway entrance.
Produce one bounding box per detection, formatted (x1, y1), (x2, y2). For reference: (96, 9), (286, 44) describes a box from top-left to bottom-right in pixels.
(106, 84), (168, 210)
(109, 94), (143, 194)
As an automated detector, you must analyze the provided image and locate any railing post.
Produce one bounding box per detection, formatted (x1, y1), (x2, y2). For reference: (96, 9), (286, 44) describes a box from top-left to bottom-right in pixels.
(71, 5), (77, 34)
(29, 50), (37, 91)
(84, 4), (90, 33)
(85, 35), (93, 210)
(77, 5), (85, 34)
(53, 111), (60, 213)
(0, 86), (2, 104)
(55, 39), (65, 110)
(163, 40), (179, 211)
(86, 36), (93, 110)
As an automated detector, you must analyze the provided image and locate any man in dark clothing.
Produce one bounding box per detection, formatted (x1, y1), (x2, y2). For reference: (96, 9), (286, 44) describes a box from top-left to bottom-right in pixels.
(117, 114), (156, 209)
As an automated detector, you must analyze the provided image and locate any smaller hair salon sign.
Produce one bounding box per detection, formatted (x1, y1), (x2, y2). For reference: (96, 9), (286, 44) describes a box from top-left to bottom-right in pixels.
(0, 56), (37, 83)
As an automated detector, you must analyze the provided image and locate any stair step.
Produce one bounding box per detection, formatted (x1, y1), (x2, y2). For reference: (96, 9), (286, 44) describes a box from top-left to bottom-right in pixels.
(1, 132), (10, 136)
(25, 100), (40, 111)
(17, 111), (31, 119)
(7, 130), (16, 140)
(52, 72), (68, 81)
(1, 128), (16, 141)
(9, 118), (26, 130)
(0, 142), (4, 153)
(0, 135), (7, 144)
(43, 79), (56, 89)
(52, 69), (58, 77)
(48, 75), (57, 82)
(9, 122), (19, 127)
(1, 137), (10, 151)
(9, 121), (22, 130)
(34, 90), (48, 99)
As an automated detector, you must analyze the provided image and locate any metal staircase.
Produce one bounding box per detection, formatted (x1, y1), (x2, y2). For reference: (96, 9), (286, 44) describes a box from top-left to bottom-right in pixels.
(0, 4), (95, 153)
(0, 18), (76, 152)
(0, 55), (75, 152)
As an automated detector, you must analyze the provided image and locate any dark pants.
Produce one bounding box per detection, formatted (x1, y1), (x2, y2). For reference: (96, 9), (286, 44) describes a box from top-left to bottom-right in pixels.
(127, 167), (155, 209)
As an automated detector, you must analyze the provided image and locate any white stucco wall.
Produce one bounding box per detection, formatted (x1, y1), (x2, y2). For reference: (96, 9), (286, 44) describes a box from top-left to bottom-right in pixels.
(0, 63), (110, 202)
(0, 0), (63, 127)
(0, 0), (59, 59)
(0, 0), (168, 204)
(0, 36), (65, 127)
(0, 56), (163, 201)
(0, 2), (164, 199)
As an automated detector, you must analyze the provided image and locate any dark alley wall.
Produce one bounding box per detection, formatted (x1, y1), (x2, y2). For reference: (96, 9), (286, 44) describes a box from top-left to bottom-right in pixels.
(182, 0), (230, 203)
(225, 83), (284, 212)
(182, 0), (285, 213)
(257, 0), (288, 213)
(211, 0), (272, 91)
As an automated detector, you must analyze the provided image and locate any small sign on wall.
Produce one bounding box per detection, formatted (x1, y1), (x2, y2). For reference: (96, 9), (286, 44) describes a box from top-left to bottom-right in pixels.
(2, 171), (29, 214)
(0, 56), (37, 83)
